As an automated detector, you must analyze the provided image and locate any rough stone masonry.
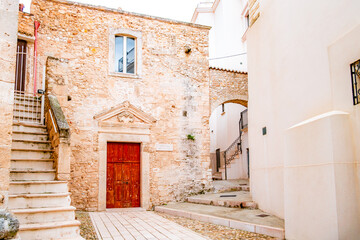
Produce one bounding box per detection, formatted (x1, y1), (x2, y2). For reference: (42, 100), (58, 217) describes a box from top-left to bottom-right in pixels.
(19, 0), (214, 210)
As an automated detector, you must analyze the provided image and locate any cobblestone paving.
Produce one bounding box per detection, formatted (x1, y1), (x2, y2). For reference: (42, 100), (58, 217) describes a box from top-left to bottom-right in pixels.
(156, 212), (274, 240)
(76, 211), (99, 240)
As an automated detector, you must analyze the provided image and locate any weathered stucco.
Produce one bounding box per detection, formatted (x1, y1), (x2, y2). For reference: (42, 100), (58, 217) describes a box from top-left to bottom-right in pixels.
(20, 0), (213, 210)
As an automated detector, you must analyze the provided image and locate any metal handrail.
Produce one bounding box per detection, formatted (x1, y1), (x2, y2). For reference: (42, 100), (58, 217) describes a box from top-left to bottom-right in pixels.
(13, 45), (45, 125)
(225, 136), (241, 153)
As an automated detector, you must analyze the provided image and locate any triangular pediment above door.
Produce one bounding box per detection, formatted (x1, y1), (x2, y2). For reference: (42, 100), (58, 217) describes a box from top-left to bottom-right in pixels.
(94, 101), (156, 125)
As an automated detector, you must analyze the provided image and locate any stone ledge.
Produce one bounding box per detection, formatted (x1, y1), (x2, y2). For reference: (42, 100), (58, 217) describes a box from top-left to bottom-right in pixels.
(47, 95), (70, 138)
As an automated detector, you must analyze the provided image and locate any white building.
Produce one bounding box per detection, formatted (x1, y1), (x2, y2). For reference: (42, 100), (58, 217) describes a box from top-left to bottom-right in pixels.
(247, 0), (360, 239)
(192, 0), (249, 72)
(192, 0), (250, 180)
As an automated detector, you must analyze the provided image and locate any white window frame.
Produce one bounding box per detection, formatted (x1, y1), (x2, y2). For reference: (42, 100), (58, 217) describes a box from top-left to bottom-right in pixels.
(109, 28), (142, 78)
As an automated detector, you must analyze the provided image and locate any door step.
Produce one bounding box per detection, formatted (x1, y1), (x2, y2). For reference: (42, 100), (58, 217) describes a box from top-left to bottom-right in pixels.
(155, 203), (285, 239)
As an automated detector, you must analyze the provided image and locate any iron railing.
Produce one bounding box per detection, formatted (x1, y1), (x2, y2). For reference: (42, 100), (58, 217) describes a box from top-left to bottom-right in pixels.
(13, 45), (45, 125)
(223, 108), (248, 180)
(223, 136), (241, 180)
(350, 59), (360, 105)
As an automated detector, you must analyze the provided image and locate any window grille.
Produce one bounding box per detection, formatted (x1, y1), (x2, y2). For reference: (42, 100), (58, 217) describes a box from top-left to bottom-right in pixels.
(350, 59), (360, 105)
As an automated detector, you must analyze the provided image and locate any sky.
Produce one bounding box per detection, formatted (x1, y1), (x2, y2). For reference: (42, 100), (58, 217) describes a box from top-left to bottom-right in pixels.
(19, 0), (202, 22)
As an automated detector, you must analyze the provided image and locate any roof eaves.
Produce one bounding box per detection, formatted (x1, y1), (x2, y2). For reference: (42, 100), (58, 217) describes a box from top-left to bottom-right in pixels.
(209, 66), (248, 74)
(45, 0), (212, 30)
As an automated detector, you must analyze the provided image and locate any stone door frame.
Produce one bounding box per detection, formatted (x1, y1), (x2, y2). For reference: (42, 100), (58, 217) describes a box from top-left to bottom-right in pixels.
(95, 101), (156, 211)
(98, 131), (150, 211)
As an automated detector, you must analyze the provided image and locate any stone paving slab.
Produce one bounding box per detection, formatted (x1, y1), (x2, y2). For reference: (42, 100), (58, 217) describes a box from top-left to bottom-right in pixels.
(212, 179), (249, 193)
(187, 191), (257, 208)
(155, 203), (284, 239)
(89, 208), (209, 240)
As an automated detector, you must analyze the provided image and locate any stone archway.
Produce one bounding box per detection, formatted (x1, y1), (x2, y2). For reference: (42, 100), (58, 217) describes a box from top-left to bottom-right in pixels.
(209, 67), (248, 113)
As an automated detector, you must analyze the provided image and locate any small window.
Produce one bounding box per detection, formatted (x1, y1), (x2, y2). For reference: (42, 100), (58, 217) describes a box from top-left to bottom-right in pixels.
(245, 13), (250, 27)
(350, 59), (360, 105)
(115, 36), (136, 74)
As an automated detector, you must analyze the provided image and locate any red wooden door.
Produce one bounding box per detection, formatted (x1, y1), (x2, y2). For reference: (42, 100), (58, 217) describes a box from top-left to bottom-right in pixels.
(107, 142), (140, 208)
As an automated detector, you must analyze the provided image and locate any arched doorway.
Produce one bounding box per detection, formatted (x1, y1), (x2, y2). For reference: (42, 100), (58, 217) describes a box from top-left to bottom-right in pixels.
(209, 100), (248, 180)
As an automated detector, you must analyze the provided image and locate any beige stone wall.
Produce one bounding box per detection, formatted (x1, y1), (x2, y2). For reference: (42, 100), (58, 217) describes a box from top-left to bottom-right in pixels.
(0, 0), (18, 209)
(18, 12), (34, 37)
(25, 0), (212, 210)
(209, 67), (248, 113)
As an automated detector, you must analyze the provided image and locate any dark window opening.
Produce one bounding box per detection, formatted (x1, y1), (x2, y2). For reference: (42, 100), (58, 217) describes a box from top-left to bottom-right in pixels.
(350, 59), (360, 105)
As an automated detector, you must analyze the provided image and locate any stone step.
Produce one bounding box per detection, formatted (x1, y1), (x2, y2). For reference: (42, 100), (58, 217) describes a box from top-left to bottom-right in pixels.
(12, 123), (47, 134)
(11, 159), (54, 170)
(11, 206), (76, 224)
(14, 96), (41, 103)
(13, 110), (41, 117)
(13, 115), (41, 122)
(9, 181), (68, 194)
(13, 100), (41, 108)
(12, 131), (48, 141)
(212, 179), (250, 193)
(13, 103), (41, 111)
(8, 193), (71, 209)
(155, 203), (285, 239)
(11, 149), (53, 159)
(14, 94), (41, 100)
(19, 220), (82, 240)
(187, 191), (257, 209)
(10, 169), (56, 181)
(212, 172), (222, 180)
(13, 108), (41, 114)
(12, 140), (51, 150)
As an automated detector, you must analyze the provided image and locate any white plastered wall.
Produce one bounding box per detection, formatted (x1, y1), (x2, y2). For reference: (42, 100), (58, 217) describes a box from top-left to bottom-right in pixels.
(193, 0), (248, 72)
(247, 0), (360, 238)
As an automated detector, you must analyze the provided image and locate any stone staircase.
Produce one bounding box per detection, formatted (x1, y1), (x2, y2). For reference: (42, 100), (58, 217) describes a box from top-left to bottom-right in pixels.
(155, 180), (285, 239)
(9, 95), (82, 239)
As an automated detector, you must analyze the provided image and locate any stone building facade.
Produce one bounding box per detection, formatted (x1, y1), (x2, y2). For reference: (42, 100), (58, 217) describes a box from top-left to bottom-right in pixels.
(209, 67), (248, 112)
(18, 0), (214, 211)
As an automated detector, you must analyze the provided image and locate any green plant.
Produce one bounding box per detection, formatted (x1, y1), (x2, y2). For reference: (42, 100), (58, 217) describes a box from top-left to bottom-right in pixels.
(187, 134), (195, 141)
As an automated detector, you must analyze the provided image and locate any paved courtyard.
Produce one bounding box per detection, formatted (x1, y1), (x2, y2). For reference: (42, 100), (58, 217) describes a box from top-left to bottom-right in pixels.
(89, 208), (209, 240)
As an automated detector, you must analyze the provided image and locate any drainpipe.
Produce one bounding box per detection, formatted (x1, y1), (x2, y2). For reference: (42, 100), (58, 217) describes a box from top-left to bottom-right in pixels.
(33, 21), (40, 95)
